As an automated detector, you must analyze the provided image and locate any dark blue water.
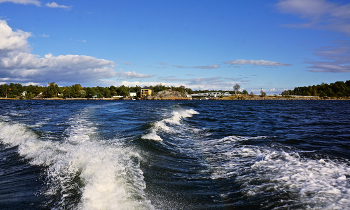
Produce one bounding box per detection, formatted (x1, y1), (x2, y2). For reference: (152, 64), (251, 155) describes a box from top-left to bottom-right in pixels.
(0, 100), (350, 209)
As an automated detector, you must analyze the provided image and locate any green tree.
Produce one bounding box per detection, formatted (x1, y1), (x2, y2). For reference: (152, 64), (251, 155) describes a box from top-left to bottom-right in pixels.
(0, 84), (9, 98)
(27, 92), (34, 99)
(86, 87), (97, 98)
(80, 90), (87, 98)
(44, 82), (59, 98)
(233, 83), (240, 95)
(73, 84), (82, 97)
(242, 90), (248, 95)
(260, 88), (266, 97)
(104, 88), (111, 98)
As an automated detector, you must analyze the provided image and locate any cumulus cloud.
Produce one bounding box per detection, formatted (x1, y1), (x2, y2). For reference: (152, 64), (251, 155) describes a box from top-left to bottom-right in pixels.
(224, 59), (291, 66)
(45, 2), (72, 10)
(115, 69), (154, 79)
(0, 0), (40, 6)
(275, 0), (350, 35)
(0, 20), (116, 84)
(307, 40), (350, 73)
(0, 20), (31, 52)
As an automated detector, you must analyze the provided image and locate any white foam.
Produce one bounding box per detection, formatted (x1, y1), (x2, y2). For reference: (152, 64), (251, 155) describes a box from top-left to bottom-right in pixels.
(203, 135), (350, 209)
(217, 135), (268, 143)
(250, 151), (350, 209)
(0, 114), (154, 210)
(142, 130), (163, 141)
(164, 109), (199, 125)
(141, 108), (199, 141)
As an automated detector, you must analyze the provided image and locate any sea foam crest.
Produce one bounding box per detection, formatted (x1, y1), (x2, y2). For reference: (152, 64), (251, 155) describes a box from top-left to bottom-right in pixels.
(0, 116), (154, 210)
(142, 108), (199, 141)
(240, 150), (350, 209)
(204, 135), (350, 209)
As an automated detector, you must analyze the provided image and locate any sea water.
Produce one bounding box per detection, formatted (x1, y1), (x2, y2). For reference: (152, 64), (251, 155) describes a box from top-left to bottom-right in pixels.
(0, 100), (349, 209)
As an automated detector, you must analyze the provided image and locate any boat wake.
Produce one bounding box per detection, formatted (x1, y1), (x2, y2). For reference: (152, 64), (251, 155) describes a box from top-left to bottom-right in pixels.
(0, 108), (154, 210)
(202, 135), (350, 209)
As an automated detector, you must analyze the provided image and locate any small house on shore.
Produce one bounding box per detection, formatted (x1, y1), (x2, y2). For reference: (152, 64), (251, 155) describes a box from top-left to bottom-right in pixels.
(141, 87), (152, 98)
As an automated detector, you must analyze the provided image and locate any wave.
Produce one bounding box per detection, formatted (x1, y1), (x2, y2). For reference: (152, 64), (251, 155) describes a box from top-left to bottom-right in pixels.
(0, 109), (154, 210)
(141, 108), (199, 141)
(203, 135), (350, 209)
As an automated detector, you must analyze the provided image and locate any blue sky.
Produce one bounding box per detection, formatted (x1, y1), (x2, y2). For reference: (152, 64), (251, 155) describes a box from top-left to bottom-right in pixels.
(0, 0), (349, 94)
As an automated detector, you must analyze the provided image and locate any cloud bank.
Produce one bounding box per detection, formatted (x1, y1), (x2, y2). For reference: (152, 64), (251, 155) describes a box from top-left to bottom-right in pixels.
(172, 60), (290, 69)
(0, 0), (40, 6)
(307, 40), (350, 73)
(194, 64), (220, 69)
(276, 0), (350, 35)
(0, 0), (72, 9)
(224, 59), (291, 66)
(115, 69), (154, 79)
(276, 0), (350, 73)
(0, 20), (116, 84)
(172, 64), (221, 69)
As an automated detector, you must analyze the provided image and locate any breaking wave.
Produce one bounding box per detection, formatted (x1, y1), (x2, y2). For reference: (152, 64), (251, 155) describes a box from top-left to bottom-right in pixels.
(141, 108), (199, 141)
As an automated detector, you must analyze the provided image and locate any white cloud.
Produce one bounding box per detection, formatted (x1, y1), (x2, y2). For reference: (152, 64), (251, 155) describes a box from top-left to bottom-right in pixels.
(120, 81), (183, 87)
(172, 65), (186, 68)
(115, 69), (154, 79)
(224, 59), (291, 66)
(307, 40), (350, 73)
(0, 20), (116, 84)
(276, 0), (350, 35)
(22, 82), (41, 86)
(0, 20), (31, 52)
(172, 64), (221, 69)
(0, 0), (40, 6)
(45, 2), (72, 10)
(39, 33), (49, 38)
(194, 64), (220, 69)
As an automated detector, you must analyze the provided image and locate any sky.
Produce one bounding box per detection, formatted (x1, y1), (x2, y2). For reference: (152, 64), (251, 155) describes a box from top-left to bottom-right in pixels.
(0, 0), (349, 94)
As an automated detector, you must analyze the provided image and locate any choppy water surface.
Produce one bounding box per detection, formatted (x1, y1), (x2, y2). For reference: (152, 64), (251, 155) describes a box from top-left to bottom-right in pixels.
(0, 100), (350, 209)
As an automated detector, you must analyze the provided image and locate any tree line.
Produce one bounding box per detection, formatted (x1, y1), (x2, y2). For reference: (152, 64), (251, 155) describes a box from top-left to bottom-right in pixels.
(281, 80), (350, 97)
(0, 83), (197, 99)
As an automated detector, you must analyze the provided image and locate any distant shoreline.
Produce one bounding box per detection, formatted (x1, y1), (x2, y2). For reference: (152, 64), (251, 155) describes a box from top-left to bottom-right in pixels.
(0, 96), (349, 101)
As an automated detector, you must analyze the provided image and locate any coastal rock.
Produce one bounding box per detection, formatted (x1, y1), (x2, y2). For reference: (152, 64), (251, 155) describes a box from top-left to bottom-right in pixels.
(145, 90), (188, 100)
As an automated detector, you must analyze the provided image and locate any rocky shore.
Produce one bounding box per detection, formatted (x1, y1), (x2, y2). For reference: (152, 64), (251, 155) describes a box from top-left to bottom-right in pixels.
(144, 90), (189, 100)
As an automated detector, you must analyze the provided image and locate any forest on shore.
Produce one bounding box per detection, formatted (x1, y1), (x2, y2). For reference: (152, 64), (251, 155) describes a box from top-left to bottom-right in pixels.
(0, 83), (199, 99)
(281, 80), (350, 98)
(0, 80), (349, 99)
